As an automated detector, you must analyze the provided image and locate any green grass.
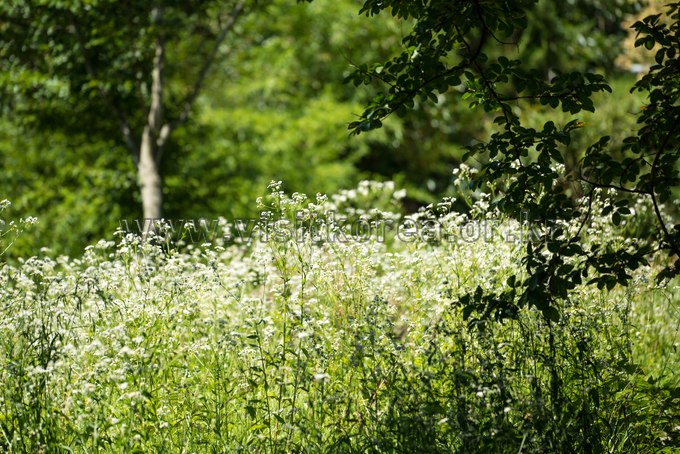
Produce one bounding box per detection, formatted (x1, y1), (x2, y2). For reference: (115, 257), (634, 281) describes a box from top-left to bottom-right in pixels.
(0, 183), (679, 453)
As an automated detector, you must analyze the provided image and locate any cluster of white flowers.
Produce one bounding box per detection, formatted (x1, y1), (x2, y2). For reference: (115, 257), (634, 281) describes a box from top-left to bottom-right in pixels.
(0, 183), (672, 450)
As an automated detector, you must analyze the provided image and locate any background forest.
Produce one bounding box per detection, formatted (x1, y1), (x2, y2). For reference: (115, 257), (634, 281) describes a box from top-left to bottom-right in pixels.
(0, 0), (658, 259)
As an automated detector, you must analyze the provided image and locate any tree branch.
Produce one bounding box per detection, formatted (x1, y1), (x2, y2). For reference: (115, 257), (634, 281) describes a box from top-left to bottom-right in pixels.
(579, 178), (650, 195)
(473, 0), (519, 49)
(156, 0), (247, 160)
(650, 110), (680, 258)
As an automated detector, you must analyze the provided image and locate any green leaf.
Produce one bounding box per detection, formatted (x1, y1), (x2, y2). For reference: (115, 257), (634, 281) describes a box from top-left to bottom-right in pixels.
(656, 48), (666, 64)
(463, 304), (476, 320)
(542, 306), (560, 322)
(474, 285), (483, 301)
(557, 264), (574, 275)
(528, 274), (539, 291)
(645, 37), (656, 50)
(446, 76), (462, 86)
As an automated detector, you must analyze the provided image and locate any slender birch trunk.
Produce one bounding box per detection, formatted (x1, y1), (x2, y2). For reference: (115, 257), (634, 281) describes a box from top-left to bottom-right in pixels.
(75, 0), (247, 226)
(136, 0), (246, 222)
(139, 5), (165, 222)
(139, 127), (163, 220)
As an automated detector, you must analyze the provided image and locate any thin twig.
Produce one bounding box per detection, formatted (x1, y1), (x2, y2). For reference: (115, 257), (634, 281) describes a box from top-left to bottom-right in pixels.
(650, 110), (680, 257)
(579, 179), (650, 195)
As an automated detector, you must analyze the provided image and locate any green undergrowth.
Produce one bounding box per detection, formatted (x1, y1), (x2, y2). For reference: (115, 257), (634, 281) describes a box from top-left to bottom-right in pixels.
(0, 181), (679, 453)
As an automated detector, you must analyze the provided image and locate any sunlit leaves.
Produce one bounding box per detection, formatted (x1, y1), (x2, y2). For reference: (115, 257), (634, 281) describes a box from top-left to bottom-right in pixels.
(347, 0), (680, 322)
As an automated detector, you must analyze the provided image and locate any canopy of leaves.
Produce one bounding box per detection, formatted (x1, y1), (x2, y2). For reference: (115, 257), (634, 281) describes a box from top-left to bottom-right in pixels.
(0, 0), (231, 140)
(346, 0), (680, 320)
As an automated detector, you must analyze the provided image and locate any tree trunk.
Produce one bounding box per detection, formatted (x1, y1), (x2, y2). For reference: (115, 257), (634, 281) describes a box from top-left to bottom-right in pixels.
(140, 5), (165, 221)
(133, 0), (245, 224)
(74, 1), (247, 224)
(139, 126), (163, 220)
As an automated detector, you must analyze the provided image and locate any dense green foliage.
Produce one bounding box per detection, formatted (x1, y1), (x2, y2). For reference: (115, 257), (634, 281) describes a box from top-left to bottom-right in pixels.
(0, 123), (138, 258)
(518, 0), (644, 74)
(0, 0), (646, 260)
(0, 0), (224, 138)
(347, 0), (680, 319)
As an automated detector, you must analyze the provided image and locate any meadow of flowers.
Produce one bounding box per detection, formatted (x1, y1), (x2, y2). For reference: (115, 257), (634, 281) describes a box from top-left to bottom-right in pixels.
(0, 176), (679, 453)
